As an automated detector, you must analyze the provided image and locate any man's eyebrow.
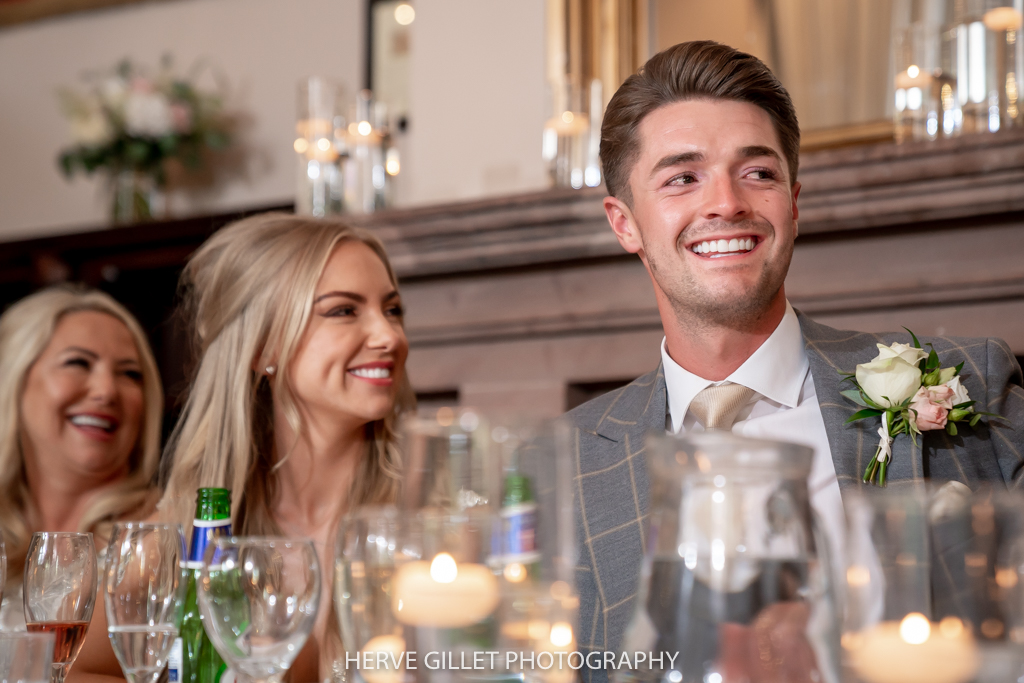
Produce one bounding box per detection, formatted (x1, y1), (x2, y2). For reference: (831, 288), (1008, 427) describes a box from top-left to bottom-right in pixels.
(650, 151), (705, 177)
(739, 145), (782, 163)
(314, 291), (367, 304)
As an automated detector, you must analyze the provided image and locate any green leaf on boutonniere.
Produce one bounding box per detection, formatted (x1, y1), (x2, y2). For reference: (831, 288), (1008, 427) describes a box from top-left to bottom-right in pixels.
(922, 368), (942, 386)
(946, 422), (958, 436)
(925, 347), (940, 371)
(845, 408), (884, 424)
(953, 361), (965, 377)
(970, 413), (983, 427)
(952, 401), (975, 410)
(904, 327), (922, 349)
(841, 389), (869, 407)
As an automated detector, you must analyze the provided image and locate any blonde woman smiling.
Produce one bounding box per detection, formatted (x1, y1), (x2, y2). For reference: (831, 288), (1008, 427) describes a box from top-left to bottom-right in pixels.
(158, 213), (413, 682)
(0, 287), (163, 682)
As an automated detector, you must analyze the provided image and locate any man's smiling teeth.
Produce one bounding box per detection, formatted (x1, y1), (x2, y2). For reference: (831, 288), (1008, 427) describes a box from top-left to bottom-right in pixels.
(70, 415), (114, 431)
(350, 367), (391, 379)
(691, 237), (756, 255)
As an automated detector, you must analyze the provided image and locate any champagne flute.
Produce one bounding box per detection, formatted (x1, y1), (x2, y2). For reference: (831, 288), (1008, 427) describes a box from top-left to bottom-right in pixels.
(104, 523), (188, 683)
(198, 537), (320, 683)
(23, 532), (97, 683)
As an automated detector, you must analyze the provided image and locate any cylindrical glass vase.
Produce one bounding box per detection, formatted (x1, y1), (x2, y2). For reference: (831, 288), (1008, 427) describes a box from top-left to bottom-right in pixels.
(296, 76), (344, 217)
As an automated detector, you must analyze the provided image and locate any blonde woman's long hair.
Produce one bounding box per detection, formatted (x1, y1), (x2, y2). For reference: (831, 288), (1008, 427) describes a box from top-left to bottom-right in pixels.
(160, 212), (413, 535)
(0, 286), (164, 573)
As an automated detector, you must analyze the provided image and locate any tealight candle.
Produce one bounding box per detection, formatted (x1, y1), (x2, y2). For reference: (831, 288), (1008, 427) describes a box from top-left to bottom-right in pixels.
(391, 553), (500, 628)
(360, 634), (406, 683)
(847, 614), (979, 683)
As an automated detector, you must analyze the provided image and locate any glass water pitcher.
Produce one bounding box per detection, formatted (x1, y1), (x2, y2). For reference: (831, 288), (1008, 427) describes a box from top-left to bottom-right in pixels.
(615, 431), (840, 683)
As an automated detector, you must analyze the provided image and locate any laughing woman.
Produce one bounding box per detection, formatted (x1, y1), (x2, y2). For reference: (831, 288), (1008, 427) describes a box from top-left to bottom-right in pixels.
(157, 213), (413, 681)
(0, 287), (163, 682)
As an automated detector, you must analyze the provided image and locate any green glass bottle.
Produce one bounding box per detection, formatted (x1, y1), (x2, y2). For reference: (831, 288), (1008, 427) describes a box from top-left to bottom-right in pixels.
(501, 472), (541, 580)
(170, 488), (231, 683)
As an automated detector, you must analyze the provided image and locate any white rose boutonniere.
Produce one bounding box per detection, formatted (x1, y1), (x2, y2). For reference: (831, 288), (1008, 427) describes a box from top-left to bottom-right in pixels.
(841, 330), (1003, 486)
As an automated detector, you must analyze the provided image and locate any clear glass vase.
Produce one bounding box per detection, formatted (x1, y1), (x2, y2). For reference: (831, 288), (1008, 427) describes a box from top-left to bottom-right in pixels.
(615, 431), (840, 683)
(110, 169), (155, 225)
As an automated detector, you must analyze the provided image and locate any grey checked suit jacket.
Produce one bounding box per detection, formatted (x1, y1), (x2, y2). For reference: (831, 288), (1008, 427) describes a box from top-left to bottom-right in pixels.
(565, 313), (1024, 682)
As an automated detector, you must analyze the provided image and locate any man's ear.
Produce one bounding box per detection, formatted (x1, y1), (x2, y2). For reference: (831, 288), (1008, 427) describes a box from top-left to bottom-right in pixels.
(791, 181), (801, 236)
(603, 195), (644, 254)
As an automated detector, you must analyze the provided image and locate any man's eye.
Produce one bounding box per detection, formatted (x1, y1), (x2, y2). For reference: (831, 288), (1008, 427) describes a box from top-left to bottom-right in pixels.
(747, 168), (777, 180)
(668, 173), (697, 186)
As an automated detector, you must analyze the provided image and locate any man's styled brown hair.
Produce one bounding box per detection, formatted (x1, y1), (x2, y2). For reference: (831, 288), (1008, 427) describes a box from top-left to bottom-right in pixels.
(600, 40), (800, 203)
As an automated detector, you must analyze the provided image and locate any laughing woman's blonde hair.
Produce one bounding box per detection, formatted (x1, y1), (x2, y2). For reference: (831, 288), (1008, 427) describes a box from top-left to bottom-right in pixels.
(0, 286), (163, 573)
(159, 212), (414, 535)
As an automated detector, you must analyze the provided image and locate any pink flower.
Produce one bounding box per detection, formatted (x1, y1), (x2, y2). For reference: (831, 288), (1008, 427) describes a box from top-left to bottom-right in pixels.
(130, 76), (154, 93)
(910, 384), (954, 431)
(169, 102), (192, 133)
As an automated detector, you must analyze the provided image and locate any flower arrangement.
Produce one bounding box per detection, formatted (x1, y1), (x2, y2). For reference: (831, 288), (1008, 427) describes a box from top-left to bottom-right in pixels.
(57, 57), (231, 222)
(841, 330), (1002, 486)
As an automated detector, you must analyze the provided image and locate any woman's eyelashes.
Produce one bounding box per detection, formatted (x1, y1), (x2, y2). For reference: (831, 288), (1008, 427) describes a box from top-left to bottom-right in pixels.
(322, 302), (405, 319)
(63, 356), (91, 370)
(324, 304), (356, 318)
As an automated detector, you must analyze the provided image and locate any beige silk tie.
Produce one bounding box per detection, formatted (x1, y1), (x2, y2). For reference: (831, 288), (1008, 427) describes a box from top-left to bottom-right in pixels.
(688, 382), (756, 430)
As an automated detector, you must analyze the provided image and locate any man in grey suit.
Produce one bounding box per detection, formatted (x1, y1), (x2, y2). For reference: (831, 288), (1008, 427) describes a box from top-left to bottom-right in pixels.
(566, 40), (1024, 682)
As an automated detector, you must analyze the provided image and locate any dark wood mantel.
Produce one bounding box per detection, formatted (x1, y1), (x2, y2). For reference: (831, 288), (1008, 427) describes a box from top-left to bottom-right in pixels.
(3, 129), (1024, 416)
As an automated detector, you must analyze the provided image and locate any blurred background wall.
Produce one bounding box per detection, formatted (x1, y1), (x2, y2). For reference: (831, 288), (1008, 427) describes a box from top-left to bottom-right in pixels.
(0, 0), (548, 240)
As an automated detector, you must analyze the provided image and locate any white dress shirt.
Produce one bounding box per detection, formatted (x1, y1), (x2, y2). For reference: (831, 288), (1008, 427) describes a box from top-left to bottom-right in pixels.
(660, 301), (847, 582)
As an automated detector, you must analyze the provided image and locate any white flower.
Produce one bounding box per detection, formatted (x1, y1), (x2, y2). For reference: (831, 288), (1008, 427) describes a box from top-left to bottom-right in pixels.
(124, 91), (172, 137)
(70, 109), (112, 146)
(873, 342), (928, 366)
(943, 375), (973, 411)
(100, 77), (128, 112)
(856, 356), (923, 408)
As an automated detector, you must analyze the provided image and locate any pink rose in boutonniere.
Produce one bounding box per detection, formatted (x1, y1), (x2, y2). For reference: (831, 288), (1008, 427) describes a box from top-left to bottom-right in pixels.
(909, 384), (954, 431)
(840, 329), (1003, 487)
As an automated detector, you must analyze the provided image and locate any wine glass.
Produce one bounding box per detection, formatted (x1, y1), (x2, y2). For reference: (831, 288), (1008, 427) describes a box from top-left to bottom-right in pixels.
(198, 537), (320, 683)
(104, 523), (188, 683)
(23, 532), (97, 683)
(0, 632), (56, 683)
(0, 529), (8, 606)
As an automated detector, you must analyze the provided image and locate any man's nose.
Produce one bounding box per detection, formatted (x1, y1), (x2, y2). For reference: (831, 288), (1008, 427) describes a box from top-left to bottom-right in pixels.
(701, 175), (751, 221)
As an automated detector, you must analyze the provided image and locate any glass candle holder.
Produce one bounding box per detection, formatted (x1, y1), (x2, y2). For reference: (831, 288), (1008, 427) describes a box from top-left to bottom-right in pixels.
(842, 484), (1024, 683)
(296, 76), (344, 217)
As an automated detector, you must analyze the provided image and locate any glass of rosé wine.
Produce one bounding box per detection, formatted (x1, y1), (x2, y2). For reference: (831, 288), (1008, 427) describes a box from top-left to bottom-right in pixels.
(23, 532), (97, 683)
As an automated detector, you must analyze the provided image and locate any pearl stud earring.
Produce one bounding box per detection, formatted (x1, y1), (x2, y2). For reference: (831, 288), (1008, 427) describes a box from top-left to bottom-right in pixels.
(266, 365), (276, 375)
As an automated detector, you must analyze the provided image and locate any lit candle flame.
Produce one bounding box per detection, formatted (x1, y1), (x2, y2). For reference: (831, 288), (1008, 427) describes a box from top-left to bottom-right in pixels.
(899, 613), (931, 644)
(550, 621), (573, 647)
(429, 552), (457, 583)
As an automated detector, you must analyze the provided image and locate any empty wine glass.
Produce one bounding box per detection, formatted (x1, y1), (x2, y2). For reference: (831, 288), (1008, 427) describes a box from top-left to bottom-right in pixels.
(23, 532), (97, 683)
(198, 537), (320, 683)
(0, 632), (55, 683)
(104, 523), (188, 683)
